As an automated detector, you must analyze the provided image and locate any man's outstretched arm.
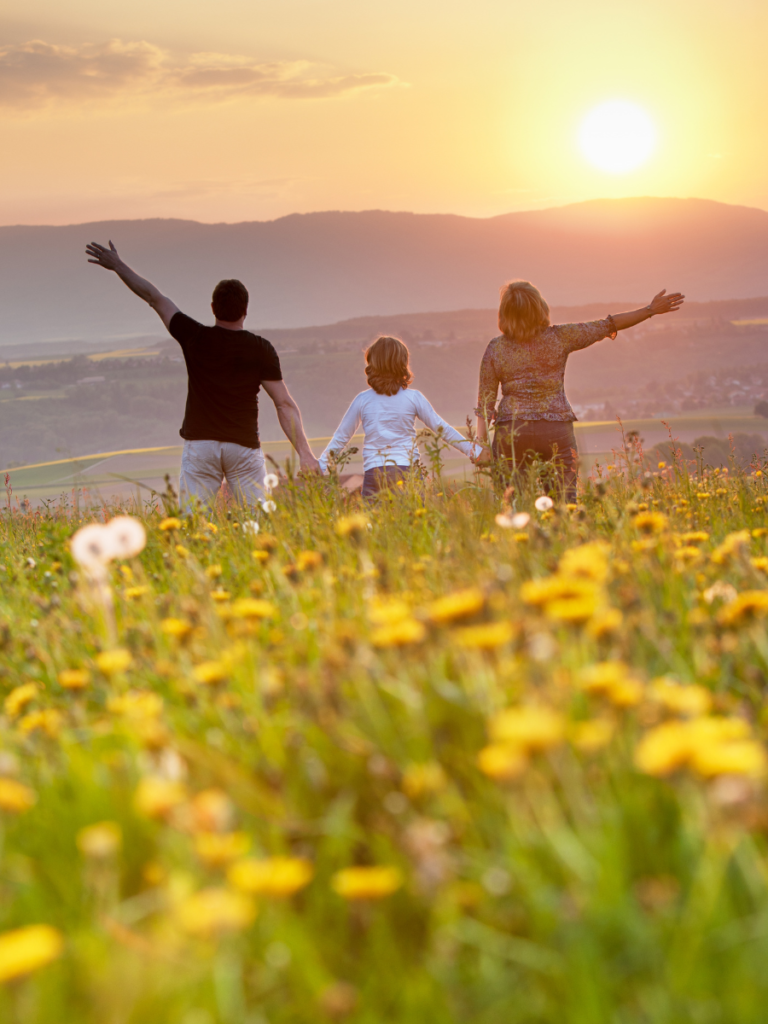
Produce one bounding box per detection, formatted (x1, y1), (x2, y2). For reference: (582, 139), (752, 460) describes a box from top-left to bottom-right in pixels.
(261, 380), (320, 474)
(85, 241), (179, 329)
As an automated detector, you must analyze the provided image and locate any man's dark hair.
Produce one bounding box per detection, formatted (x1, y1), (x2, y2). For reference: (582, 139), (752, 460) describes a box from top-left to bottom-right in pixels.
(212, 279), (249, 322)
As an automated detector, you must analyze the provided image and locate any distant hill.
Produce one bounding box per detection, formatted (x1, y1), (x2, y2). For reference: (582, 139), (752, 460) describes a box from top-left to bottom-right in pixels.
(3, 197), (768, 347)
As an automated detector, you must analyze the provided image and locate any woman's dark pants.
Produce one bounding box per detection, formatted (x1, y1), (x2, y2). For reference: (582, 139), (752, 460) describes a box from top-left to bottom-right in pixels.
(361, 465), (412, 499)
(492, 420), (578, 503)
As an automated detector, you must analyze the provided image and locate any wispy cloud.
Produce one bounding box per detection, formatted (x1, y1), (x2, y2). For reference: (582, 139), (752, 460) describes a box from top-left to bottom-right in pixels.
(0, 39), (401, 111)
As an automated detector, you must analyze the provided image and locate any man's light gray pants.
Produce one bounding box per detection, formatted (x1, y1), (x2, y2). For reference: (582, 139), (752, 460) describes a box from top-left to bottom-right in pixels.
(179, 440), (266, 510)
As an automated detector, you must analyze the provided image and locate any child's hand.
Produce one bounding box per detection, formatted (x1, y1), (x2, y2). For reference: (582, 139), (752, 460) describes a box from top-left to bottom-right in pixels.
(472, 448), (492, 465)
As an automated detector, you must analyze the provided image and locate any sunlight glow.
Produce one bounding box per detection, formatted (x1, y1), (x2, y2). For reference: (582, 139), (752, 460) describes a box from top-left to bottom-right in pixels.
(579, 101), (657, 174)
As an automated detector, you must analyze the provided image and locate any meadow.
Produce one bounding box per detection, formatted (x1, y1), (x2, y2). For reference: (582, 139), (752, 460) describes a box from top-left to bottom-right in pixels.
(2, 442), (768, 1023)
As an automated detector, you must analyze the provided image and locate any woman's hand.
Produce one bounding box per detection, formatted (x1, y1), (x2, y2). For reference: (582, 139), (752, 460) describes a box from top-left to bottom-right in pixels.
(472, 448), (492, 466)
(648, 289), (685, 316)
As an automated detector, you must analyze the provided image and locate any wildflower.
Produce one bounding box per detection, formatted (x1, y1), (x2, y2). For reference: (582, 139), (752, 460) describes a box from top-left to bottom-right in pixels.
(195, 832), (251, 867)
(534, 495), (554, 512)
(159, 517), (181, 531)
(370, 618), (426, 647)
(124, 586), (150, 599)
(228, 856), (314, 896)
(134, 777), (188, 819)
(18, 709), (63, 738)
(753, 557), (768, 572)
(402, 762), (447, 799)
(190, 789), (234, 833)
(204, 522), (218, 534)
(161, 617), (193, 639)
(521, 575), (600, 623)
(107, 691), (163, 719)
(176, 888), (256, 938)
(335, 514), (370, 537)
(261, 500), (277, 514)
(205, 565), (223, 578)
(106, 515), (146, 558)
(579, 662), (643, 706)
(0, 925), (64, 983)
(702, 581), (737, 605)
(635, 717), (751, 777)
(711, 530), (751, 564)
(211, 590), (230, 602)
(192, 661), (229, 685)
(571, 718), (614, 753)
(4, 683), (38, 719)
(586, 608), (623, 638)
(95, 649), (132, 675)
(717, 590), (768, 627)
(264, 473), (280, 490)
(252, 550), (270, 563)
(76, 821), (122, 858)
(673, 546), (702, 567)
(696, 492), (711, 500)
(559, 541), (610, 582)
(691, 740), (767, 780)
(633, 511), (668, 534)
(453, 621), (515, 649)
(0, 778), (36, 813)
(648, 678), (712, 717)
(331, 866), (403, 900)
(175, 544), (190, 557)
(477, 744), (528, 780)
(226, 598), (276, 620)
(680, 531), (709, 544)
(367, 597), (411, 626)
(425, 588), (484, 624)
(296, 550), (323, 572)
(69, 523), (116, 571)
(657, 461), (666, 469)
(242, 520), (260, 536)
(489, 706), (565, 753)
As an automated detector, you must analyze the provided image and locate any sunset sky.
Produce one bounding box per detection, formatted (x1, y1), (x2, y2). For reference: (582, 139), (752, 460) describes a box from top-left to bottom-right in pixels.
(2, 0), (767, 226)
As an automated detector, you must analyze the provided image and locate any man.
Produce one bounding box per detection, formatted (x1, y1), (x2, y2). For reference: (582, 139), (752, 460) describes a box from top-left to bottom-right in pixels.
(85, 240), (319, 508)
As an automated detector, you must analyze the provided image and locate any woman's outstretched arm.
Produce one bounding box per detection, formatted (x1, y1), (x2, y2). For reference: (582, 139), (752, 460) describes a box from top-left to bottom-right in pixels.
(318, 395), (363, 473)
(611, 289), (685, 331)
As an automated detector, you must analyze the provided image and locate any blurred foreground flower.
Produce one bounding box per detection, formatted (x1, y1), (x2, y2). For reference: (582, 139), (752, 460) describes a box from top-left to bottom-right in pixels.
(534, 496), (554, 512)
(489, 706), (565, 753)
(332, 866), (403, 900)
(76, 821), (122, 859)
(335, 514), (370, 537)
(0, 924), (63, 983)
(0, 778), (36, 813)
(58, 668), (90, 690)
(95, 649), (132, 676)
(425, 588), (484, 624)
(176, 888), (256, 938)
(134, 777), (188, 820)
(635, 717), (766, 779)
(228, 856), (314, 896)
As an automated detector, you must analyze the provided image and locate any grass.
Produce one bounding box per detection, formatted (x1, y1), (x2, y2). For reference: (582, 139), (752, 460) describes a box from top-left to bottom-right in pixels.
(1, 446), (768, 1022)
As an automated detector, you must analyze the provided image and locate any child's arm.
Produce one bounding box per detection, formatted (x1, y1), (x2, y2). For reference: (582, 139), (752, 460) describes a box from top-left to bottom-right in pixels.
(318, 395), (364, 473)
(413, 393), (479, 460)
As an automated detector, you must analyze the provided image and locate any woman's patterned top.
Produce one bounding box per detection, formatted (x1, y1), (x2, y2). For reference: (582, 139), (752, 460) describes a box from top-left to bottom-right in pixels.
(476, 317), (617, 423)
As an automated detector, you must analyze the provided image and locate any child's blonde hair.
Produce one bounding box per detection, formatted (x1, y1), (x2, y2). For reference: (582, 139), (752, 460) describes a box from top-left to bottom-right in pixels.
(498, 280), (551, 341)
(365, 336), (413, 396)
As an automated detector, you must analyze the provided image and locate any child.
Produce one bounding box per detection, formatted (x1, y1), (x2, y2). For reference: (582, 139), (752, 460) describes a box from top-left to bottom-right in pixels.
(319, 336), (478, 497)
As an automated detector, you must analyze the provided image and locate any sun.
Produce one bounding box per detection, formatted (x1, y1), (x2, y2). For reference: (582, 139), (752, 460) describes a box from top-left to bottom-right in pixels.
(579, 101), (657, 174)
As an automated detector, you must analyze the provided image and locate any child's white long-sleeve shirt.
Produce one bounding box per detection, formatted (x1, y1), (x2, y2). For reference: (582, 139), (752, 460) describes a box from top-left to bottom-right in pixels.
(318, 388), (478, 472)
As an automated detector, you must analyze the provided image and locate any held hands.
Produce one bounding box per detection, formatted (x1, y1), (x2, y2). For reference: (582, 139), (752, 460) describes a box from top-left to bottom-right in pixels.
(298, 453), (322, 475)
(85, 240), (123, 271)
(472, 448), (493, 466)
(648, 289), (685, 316)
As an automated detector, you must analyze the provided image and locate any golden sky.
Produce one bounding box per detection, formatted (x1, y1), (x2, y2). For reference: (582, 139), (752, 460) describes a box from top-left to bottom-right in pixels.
(2, 0), (766, 225)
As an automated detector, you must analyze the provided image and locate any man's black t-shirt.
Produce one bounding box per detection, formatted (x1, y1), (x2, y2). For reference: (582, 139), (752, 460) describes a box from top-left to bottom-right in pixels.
(169, 313), (282, 449)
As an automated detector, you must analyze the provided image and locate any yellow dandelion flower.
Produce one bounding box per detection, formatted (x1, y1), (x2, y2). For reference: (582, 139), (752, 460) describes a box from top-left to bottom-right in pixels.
(633, 511), (668, 534)
(335, 514), (370, 537)
(648, 678), (712, 717)
(195, 832), (252, 867)
(107, 690), (163, 719)
(0, 778), (36, 813)
(752, 528), (768, 538)
(367, 597), (411, 626)
(402, 762), (448, 799)
(124, 586), (150, 599)
(711, 530), (751, 565)
(228, 856), (314, 896)
(192, 661), (229, 686)
(18, 709), (63, 738)
(674, 546), (703, 567)
(4, 683), (38, 719)
(558, 541), (610, 582)
(205, 565), (223, 578)
(95, 649), (132, 676)
(453, 621), (515, 649)
(175, 544), (191, 557)
(252, 550), (270, 563)
(296, 550), (323, 571)
(160, 617), (193, 638)
(370, 618), (426, 647)
(425, 588), (484, 624)
(680, 531), (710, 544)
(76, 821), (122, 858)
(690, 740), (767, 780)
(190, 788), (235, 833)
(176, 888), (256, 938)
(0, 925), (63, 983)
(204, 522), (218, 534)
(586, 608), (623, 638)
(634, 721), (694, 776)
(225, 598), (276, 620)
(579, 661), (644, 705)
(571, 718), (614, 753)
(477, 743), (528, 780)
(159, 517), (182, 531)
(133, 777), (188, 819)
(489, 706), (565, 753)
(696, 492), (711, 501)
(331, 865), (403, 900)
(751, 557), (768, 572)
(717, 590), (768, 627)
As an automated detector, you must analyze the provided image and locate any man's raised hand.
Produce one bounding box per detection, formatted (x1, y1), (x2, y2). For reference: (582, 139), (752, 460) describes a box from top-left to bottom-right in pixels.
(86, 240), (122, 271)
(648, 289), (685, 316)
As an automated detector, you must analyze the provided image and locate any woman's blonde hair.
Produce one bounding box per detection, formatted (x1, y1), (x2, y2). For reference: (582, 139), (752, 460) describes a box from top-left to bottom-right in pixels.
(498, 280), (550, 341)
(365, 335), (413, 396)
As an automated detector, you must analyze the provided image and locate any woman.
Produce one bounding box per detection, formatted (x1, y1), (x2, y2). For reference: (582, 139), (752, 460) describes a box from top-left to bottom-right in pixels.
(474, 281), (685, 500)
(319, 336), (477, 498)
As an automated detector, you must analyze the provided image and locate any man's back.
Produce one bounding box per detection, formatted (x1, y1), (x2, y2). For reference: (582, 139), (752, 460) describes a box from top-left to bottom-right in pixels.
(169, 312), (283, 449)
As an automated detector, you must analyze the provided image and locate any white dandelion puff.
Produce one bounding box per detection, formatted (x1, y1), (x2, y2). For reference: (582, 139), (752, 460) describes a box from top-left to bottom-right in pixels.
(511, 512), (531, 529)
(70, 523), (117, 570)
(106, 515), (146, 559)
(242, 520), (260, 535)
(263, 473), (280, 491)
(534, 496), (554, 512)
(261, 500), (277, 514)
